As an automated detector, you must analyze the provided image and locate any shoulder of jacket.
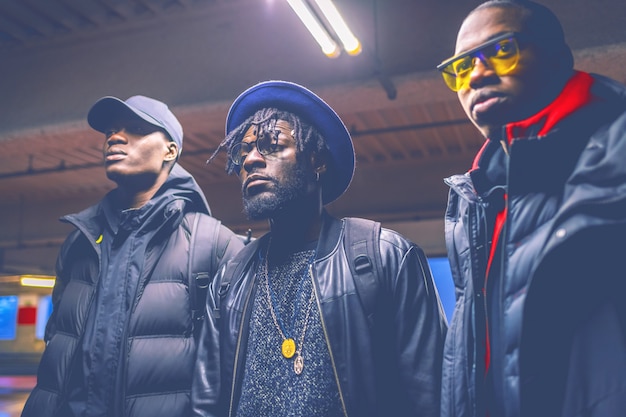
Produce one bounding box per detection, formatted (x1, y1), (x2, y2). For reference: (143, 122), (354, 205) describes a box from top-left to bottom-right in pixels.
(341, 216), (417, 255)
(182, 211), (215, 230)
(379, 226), (418, 253)
(212, 236), (264, 292)
(229, 236), (263, 263)
(590, 73), (626, 103)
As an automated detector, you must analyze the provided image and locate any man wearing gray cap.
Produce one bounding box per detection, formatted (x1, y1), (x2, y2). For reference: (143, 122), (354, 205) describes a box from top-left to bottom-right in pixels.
(191, 81), (447, 417)
(22, 95), (244, 417)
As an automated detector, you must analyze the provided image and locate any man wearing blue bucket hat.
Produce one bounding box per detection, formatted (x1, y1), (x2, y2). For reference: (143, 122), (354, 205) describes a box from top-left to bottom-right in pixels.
(22, 95), (244, 417)
(192, 81), (447, 416)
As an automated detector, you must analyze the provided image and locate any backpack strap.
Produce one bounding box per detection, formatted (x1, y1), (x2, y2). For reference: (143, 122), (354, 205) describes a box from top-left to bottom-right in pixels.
(343, 217), (382, 319)
(212, 237), (263, 320)
(187, 212), (222, 337)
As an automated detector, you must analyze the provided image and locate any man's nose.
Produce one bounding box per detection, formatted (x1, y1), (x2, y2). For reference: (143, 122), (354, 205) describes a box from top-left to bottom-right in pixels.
(468, 56), (496, 88)
(106, 129), (129, 144)
(242, 144), (266, 170)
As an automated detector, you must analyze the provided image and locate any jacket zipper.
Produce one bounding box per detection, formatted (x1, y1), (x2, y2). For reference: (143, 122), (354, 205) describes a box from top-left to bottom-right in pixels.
(492, 144), (511, 416)
(116, 232), (138, 417)
(116, 216), (174, 416)
(309, 263), (349, 417)
(470, 200), (485, 411)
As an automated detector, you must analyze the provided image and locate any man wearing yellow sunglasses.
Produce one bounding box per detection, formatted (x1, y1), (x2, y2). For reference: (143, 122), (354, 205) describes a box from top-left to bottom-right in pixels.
(438, 2), (626, 417)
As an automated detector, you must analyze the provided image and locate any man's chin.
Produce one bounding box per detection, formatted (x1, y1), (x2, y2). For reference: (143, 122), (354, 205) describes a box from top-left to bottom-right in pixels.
(472, 103), (526, 139)
(242, 166), (309, 221)
(105, 169), (124, 184)
(105, 170), (159, 189)
(472, 114), (507, 140)
(244, 208), (270, 221)
(475, 123), (499, 140)
(242, 195), (275, 221)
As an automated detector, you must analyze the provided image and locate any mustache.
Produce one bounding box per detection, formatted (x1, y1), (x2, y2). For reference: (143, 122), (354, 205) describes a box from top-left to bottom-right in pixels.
(242, 173), (274, 193)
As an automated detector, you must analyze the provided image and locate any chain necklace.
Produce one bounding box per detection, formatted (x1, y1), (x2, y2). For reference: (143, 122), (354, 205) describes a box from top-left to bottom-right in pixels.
(260, 241), (316, 375)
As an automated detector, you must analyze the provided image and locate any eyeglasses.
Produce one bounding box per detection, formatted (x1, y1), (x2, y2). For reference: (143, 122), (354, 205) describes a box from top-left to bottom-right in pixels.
(437, 32), (521, 92)
(228, 129), (282, 167)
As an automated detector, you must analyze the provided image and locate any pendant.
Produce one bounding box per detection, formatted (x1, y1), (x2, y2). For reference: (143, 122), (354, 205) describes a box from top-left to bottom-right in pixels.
(281, 338), (296, 358)
(294, 354), (304, 375)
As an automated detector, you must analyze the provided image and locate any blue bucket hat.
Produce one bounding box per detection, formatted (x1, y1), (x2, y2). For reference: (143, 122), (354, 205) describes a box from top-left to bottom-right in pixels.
(87, 95), (183, 153)
(226, 80), (355, 205)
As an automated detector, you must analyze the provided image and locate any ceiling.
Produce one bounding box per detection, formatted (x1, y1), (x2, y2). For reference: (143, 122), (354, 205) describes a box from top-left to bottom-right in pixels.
(1, 0), (625, 275)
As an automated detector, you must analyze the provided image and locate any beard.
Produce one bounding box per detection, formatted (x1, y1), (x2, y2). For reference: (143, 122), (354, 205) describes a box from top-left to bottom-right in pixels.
(242, 162), (310, 221)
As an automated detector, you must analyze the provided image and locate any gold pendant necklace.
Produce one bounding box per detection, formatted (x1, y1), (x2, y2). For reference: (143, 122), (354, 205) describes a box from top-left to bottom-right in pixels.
(262, 241), (316, 373)
(281, 338), (296, 359)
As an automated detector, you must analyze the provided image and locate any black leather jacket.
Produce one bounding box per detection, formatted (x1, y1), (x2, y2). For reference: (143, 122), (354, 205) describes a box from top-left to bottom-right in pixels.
(192, 212), (447, 416)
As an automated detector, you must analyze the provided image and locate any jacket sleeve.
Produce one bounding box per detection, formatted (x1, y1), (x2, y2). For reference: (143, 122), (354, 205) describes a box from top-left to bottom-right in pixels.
(383, 234), (448, 417)
(192, 265), (226, 417)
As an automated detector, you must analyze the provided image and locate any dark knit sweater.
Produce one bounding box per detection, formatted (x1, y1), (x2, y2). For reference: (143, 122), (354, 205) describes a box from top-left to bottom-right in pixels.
(236, 249), (343, 417)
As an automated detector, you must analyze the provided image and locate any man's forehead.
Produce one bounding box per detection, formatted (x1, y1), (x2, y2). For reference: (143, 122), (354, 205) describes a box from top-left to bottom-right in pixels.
(455, 7), (523, 54)
(243, 118), (292, 133)
(242, 119), (294, 142)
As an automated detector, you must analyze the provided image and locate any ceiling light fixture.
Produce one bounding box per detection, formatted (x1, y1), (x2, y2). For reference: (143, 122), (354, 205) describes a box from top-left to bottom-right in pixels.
(20, 275), (56, 288)
(286, 0), (361, 58)
(313, 0), (361, 56)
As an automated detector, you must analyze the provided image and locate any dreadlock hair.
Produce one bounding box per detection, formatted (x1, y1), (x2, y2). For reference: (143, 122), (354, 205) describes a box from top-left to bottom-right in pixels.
(469, 0), (574, 71)
(208, 107), (329, 175)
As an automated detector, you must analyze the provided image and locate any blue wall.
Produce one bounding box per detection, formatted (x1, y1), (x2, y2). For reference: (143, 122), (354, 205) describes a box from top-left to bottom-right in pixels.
(428, 257), (455, 323)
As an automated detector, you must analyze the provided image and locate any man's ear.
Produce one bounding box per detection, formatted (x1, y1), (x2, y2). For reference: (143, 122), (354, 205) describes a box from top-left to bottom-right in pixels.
(311, 151), (328, 176)
(164, 141), (179, 162)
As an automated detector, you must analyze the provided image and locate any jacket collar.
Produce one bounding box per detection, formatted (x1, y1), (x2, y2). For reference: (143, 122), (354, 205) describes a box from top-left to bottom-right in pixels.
(61, 163), (208, 242)
(469, 71), (599, 197)
(254, 210), (342, 262)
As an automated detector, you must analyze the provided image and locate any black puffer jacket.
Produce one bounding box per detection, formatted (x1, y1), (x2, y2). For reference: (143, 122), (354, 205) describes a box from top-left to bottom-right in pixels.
(192, 212), (447, 417)
(441, 73), (626, 417)
(22, 164), (244, 417)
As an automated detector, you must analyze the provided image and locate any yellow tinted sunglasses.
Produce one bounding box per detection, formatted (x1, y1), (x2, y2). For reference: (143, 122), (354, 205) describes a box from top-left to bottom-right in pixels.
(437, 32), (521, 92)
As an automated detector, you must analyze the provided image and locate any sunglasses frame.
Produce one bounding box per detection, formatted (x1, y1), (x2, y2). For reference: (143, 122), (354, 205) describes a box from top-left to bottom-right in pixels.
(437, 32), (521, 91)
(228, 128), (282, 167)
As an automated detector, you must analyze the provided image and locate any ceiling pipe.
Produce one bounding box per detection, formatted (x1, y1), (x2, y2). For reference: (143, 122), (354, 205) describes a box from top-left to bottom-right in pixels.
(350, 118), (470, 136)
(371, 0), (396, 100)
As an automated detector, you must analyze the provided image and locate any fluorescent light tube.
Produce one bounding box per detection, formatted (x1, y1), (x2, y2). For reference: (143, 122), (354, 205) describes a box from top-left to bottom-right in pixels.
(20, 275), (56, 288)
(314, 0), (361, 55)
(287, 0), (340, 57)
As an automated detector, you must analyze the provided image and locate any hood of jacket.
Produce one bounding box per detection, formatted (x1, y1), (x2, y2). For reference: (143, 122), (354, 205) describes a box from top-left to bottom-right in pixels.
(61, 163), (211, 241)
